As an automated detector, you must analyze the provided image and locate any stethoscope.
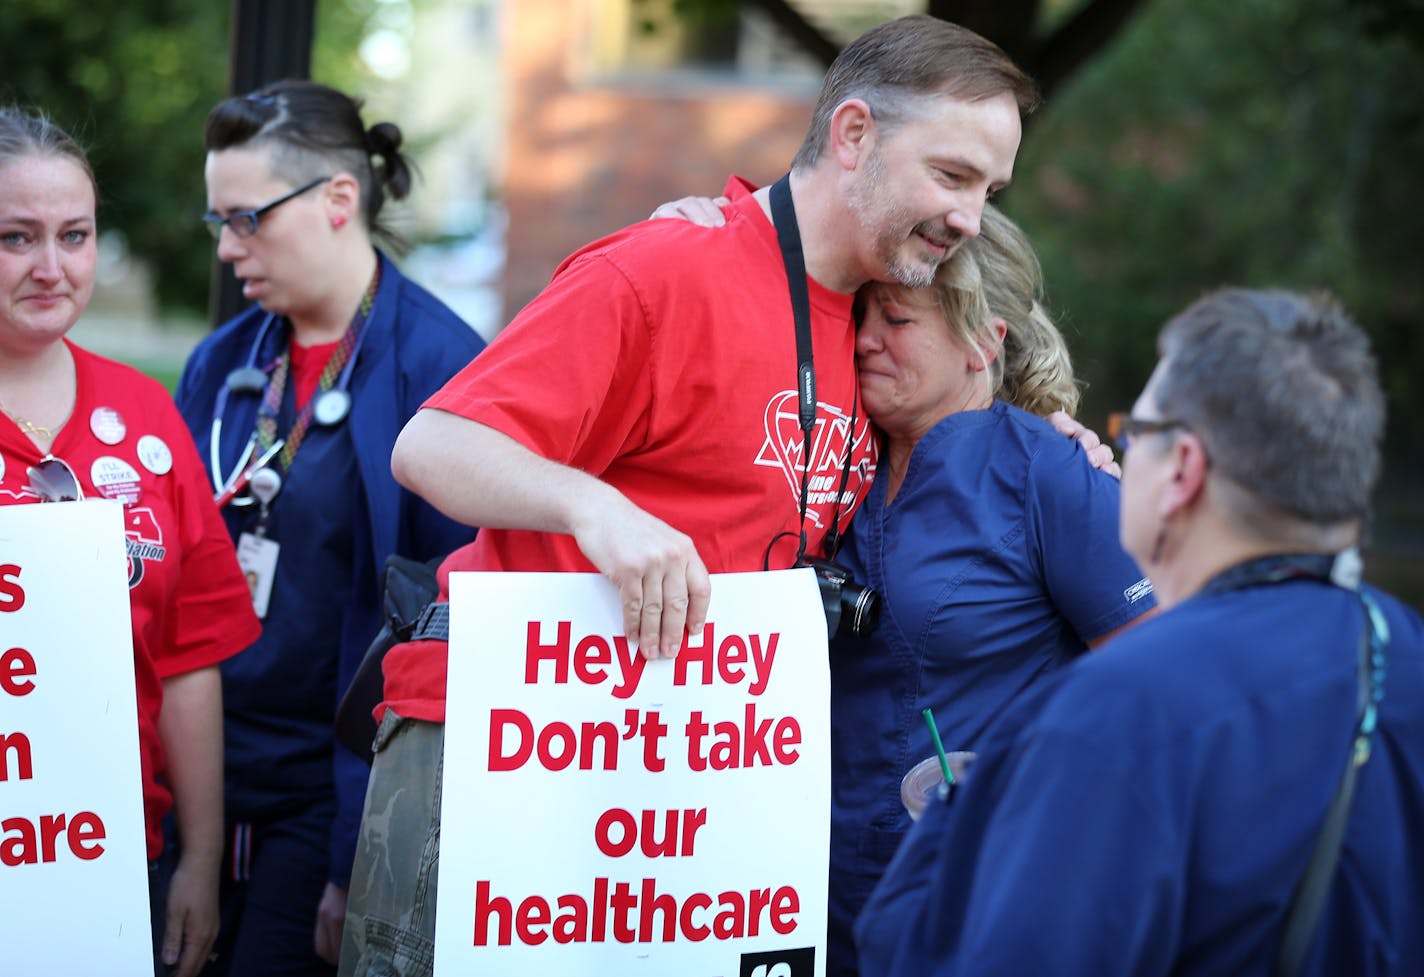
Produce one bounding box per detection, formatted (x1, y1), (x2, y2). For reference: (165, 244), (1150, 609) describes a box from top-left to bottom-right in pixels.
(208, 311), (364, 507)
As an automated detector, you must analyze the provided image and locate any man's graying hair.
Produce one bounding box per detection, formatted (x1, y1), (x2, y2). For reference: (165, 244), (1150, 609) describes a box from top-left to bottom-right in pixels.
(792, 15), (1039, 171)
(1154, 288), (1384, 527)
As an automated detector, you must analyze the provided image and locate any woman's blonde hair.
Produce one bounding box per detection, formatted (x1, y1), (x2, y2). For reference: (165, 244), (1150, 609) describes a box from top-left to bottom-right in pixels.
(938, 205), (1080, 417)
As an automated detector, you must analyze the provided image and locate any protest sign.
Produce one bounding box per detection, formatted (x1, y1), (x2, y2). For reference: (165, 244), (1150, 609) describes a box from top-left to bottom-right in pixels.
(436, 569), (829, 977)
(1, 500), (152, 975)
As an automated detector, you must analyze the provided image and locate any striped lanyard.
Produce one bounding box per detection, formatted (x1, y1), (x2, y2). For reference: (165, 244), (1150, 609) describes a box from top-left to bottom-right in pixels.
(254, 265), (381, 472)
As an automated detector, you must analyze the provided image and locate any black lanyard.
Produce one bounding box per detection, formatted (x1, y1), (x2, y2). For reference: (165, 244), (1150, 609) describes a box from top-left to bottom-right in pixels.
(1196, 549), (1385, 757)
(1198, 550), (1390, 977)
(768, 174), (857, 563)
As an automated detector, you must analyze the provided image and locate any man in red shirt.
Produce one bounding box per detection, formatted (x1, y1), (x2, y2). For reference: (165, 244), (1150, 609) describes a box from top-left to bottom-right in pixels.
(340, 16), (1040, 976)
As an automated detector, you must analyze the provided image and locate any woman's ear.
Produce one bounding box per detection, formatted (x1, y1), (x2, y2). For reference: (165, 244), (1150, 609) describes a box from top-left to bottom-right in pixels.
(324, 172), (362, 228)
(969, 317), (1009, 371)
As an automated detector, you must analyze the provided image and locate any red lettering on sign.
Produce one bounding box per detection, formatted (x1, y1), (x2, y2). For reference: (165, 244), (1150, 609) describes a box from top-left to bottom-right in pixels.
(523, 620), (647, 698)
(594, 807), (707, 858)
(0, 565), (23, 612)
(471, 878), (800, 946)
(0, 811), (107, 866)
(684, 705), (802, 770)
(488, 709), (623, 772)
(1, 647), (36, 697)
(0, 731), (33, 782)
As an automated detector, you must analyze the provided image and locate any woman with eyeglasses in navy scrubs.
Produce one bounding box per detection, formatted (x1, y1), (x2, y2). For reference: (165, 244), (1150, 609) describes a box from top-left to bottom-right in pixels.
(0, 105), (262, 977)
(173, 81), (485, 977)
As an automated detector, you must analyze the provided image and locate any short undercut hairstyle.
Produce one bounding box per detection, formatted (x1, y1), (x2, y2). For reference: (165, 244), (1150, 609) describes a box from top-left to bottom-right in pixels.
(1153, 288), (1385, 525)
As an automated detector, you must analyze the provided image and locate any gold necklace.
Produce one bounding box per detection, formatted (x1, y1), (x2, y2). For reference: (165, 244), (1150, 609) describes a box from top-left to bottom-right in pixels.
(0, 394), (58, 440)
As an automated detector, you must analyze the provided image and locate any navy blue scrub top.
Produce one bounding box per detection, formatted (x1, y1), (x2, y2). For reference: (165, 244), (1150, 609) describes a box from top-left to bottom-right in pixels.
(855, 580), (1424, 977)
(827, 402), (1153, 977)
(219, 371), (360, 819)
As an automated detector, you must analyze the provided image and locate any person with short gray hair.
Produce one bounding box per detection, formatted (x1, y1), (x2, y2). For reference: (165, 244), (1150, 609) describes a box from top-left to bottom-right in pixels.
(855, 287), (1424, 977)
(1151, 289), (1384, 545)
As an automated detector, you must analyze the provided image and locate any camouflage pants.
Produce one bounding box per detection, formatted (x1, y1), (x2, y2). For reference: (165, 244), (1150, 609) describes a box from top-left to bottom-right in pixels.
(338, 712), (444, 977)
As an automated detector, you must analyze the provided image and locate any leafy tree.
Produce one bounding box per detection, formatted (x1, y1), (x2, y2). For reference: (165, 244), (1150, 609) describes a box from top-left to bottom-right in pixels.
(1001, 0), (1424, 476)
(1, 1), (229, 311)
(0, 0), (396, 314)
(997, 0), (1423, 601)
(690, 0), (1154, 101)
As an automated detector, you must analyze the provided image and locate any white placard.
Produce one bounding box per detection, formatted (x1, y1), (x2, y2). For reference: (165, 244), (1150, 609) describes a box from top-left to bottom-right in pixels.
(436, 569), (829, 977)
(0, 500), (153, 974)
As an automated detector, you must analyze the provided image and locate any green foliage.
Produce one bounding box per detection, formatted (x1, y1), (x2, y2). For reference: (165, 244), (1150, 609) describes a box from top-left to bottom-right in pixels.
(312, 0), (399, 93)
(1006, 0), (1424, 480)
(0, 0), (399, 315)
(0, 1), (229, 312)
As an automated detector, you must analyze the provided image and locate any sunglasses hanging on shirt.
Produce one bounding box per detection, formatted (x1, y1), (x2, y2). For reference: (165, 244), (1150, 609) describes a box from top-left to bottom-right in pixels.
(25, 455), (84, 502)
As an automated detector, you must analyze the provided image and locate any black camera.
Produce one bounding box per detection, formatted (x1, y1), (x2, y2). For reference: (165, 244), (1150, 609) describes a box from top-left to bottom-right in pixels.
(798, 557), (881, 638)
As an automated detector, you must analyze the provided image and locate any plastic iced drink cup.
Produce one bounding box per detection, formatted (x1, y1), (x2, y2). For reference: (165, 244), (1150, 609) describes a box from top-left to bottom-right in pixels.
(900, 751), (977, 821)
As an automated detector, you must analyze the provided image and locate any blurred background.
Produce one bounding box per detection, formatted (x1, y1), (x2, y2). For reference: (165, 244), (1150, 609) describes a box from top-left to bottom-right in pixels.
(2, 0), (1419, 604)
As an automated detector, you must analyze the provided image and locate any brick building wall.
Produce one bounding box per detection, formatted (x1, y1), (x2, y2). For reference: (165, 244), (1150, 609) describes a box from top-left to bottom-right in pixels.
(499, 0), (819, 322)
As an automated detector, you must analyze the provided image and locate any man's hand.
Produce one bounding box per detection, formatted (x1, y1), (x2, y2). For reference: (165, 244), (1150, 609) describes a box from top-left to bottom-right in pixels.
(649, 195), (729, 227)
(571, 493), (711, 660)
(314, 882), (347, 965)
(162, 854), (220, 977)
(1047, 410), (1121, 479)
(393, 415), (713, 660)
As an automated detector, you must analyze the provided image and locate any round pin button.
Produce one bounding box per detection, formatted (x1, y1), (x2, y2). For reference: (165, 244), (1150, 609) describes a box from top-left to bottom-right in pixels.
(313, 388), (352, 427)
(90, 407), (127, 445)
(137, 434), (173, 476)
(91, 456), (143, 505)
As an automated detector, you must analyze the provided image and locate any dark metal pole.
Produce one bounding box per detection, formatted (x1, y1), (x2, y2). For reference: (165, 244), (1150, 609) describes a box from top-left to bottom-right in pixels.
(208, 0), (318, 328)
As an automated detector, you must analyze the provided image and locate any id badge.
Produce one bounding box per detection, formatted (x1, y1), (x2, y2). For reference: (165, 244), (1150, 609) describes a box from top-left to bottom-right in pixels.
(237, 531), (281, 619)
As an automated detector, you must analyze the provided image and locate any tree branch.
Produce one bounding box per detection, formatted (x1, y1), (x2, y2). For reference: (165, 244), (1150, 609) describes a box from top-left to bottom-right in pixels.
(1027, 0), (1153, 99)
(925, 0), (1041, 60)
(743, 0), (842, 67)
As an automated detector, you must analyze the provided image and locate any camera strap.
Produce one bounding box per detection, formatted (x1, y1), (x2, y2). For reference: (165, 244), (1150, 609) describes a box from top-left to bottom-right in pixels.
(1198, 550), (1389, 977)
(769, 173), (857, 563)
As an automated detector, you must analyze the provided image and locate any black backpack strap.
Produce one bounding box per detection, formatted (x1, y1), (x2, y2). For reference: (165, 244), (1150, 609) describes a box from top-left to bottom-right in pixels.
(333, 554), (444, 761)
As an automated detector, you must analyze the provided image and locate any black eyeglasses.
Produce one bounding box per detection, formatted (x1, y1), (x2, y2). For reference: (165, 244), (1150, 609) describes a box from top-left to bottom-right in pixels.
(202, 175), (332, 240)
(1106, 412), (1190, 453)
(26, 455), (84, 502)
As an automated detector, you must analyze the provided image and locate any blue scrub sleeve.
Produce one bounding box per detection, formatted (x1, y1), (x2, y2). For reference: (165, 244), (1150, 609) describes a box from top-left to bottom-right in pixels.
(1025, 445), (1153, 641)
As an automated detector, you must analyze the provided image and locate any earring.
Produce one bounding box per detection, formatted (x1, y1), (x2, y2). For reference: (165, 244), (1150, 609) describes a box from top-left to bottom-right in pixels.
(331, 215), (347, 229)
(1149, 519), (1168, 565)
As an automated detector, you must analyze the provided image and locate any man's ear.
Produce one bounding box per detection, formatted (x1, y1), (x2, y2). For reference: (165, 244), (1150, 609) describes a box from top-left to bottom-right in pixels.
(1158, 433), (1209, 519)
(829, 99), (875, 170)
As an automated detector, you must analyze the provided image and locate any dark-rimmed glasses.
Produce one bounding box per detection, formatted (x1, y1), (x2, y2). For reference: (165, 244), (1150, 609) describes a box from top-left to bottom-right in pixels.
(1106, 412), (1190, 453)
(26, 455), (84, 502)
(202, 175), (332, 240)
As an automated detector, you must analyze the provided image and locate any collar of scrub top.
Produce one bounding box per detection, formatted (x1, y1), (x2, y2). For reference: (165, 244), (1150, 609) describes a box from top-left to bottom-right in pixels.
(208, 306), (368, 508)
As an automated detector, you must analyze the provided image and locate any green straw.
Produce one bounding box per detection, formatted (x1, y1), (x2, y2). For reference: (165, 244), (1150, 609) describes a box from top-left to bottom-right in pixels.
(921, 707), (955, 786)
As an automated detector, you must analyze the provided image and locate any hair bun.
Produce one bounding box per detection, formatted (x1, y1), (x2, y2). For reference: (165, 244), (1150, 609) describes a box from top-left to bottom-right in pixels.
(366, 121), (402, 157)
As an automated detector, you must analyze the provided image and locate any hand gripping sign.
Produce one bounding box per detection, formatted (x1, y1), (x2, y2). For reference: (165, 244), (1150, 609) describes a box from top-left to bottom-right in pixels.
(436, 569), (830, 977)
(1, 500), (151, 975)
